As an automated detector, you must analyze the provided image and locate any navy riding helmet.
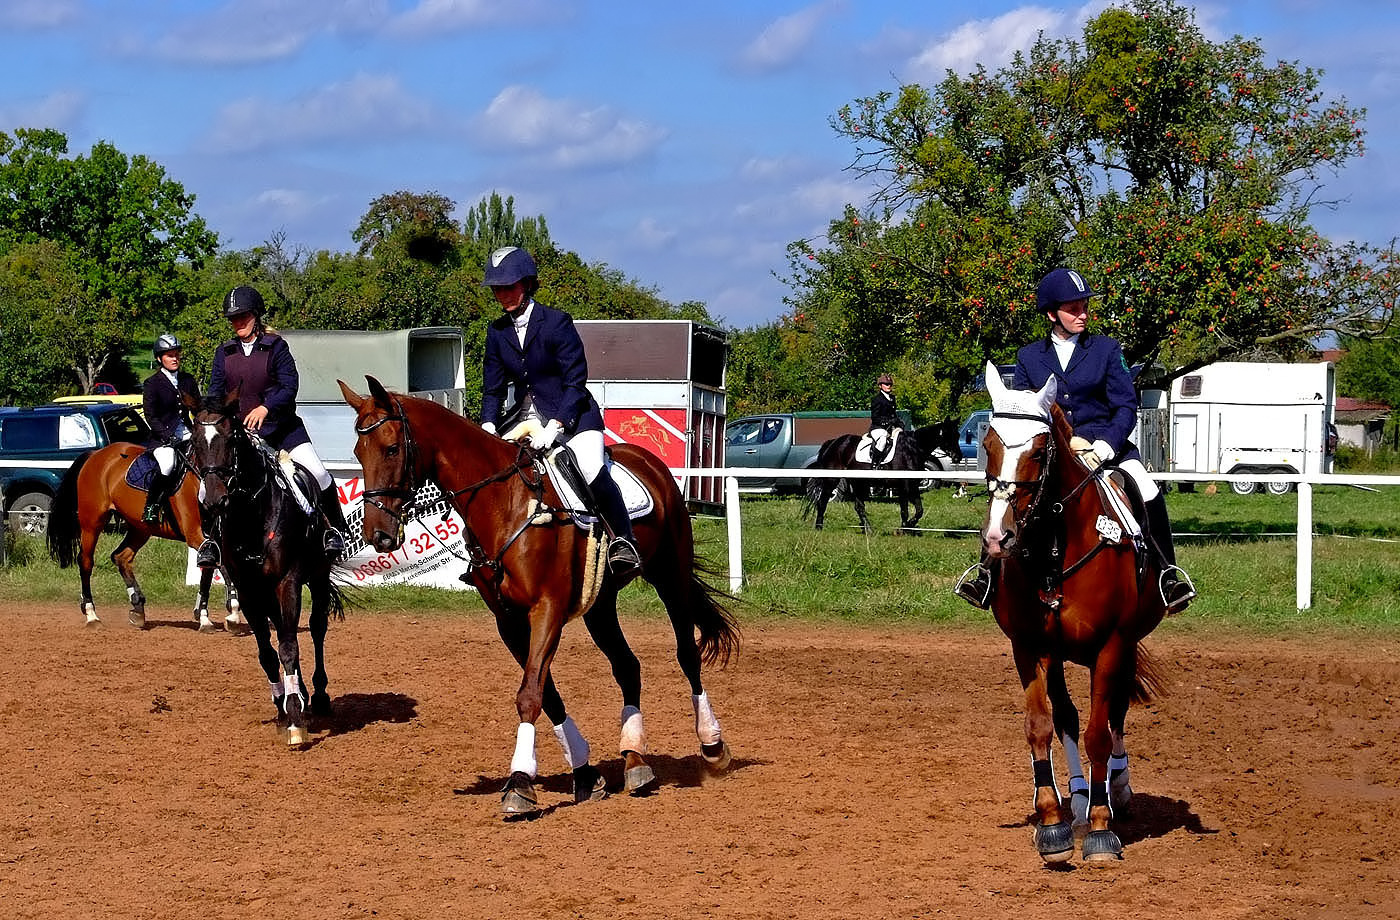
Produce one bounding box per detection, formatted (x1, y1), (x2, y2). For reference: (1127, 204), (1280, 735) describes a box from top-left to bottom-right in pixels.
(483, 246), (538, 287)
(224, 284), (266, 318)
(1036, 268), (1099, 313)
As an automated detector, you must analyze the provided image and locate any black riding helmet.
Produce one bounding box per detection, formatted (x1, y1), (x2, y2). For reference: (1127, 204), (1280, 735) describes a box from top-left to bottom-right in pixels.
(224, 285), (266, 318)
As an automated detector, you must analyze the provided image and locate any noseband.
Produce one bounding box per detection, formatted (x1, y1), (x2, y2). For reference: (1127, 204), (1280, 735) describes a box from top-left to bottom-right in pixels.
(988, 411), (1056, 540)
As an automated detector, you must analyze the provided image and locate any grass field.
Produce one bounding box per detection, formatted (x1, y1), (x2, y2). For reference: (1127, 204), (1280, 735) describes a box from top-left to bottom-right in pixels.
(6, 482), (1400, 634)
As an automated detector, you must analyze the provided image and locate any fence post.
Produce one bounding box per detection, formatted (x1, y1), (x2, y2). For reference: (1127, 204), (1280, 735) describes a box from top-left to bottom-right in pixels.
(1296, 481), (1313, 610)
(725, 476), (743, 594)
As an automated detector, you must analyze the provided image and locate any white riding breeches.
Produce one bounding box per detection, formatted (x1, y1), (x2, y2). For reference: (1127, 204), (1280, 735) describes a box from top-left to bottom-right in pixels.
(558, 428), (607, 483)
(153, 444), (179, 476)
(287, 441), (334, 491)
(870, 428), (891, 453)
(1118, 457), (1159, 502)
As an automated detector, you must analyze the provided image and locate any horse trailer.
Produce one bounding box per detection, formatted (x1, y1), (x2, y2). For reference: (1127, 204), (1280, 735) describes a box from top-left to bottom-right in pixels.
(574, 320), (728, 514)
(1168, 360), (1336, 494)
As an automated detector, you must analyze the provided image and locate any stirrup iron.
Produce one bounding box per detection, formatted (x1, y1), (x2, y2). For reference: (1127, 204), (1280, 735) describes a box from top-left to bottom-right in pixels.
(953, 563), (992, 609)
(1159, 564), (1196, 612)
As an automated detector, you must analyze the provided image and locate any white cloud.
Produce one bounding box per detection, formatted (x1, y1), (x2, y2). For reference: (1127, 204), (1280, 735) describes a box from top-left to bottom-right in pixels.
(739, 156), (804, 181)
(0, 90), (86, 133)
(628, 217), (677, 251)
(134, 0), (387, 64)
(0, 0), (81, 28)
(474, 85), (666, 169)
(740, 1), (844, 72)
(385, 0), (563, 36)
(252, 188), (332, 222)
(905, 2), (1110, 80)
(203, 73), (437, 153)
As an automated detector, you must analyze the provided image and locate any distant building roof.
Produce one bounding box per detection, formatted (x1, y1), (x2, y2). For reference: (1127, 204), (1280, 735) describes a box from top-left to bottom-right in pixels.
(1336, 396), (1390, 424)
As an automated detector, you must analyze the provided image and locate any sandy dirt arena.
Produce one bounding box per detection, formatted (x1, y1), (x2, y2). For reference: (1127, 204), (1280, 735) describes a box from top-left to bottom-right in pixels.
(2, 601), (1399, 920)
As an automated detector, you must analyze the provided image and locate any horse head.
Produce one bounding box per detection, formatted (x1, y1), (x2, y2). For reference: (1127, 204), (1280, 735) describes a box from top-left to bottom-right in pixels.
(340, 375), (418, 554)
(980, 362), (1058, 559)
(190, 387), (247, 515)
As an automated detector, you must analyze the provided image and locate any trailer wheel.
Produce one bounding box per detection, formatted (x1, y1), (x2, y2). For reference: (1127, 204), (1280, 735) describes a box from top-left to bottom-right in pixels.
(1229, 479), (1259, 496)
(1265, 480), (1294, 496)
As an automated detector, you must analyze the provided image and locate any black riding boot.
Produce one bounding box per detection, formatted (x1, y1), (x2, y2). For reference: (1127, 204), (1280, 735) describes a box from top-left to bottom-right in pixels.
(592, 470), (641, 576)
(954, 551), (995, 609)
(196, 515), (221, 569)
(1145, 495), (1196, 613)
(319, 485), (349, 562)
(141, 471), (173, 524)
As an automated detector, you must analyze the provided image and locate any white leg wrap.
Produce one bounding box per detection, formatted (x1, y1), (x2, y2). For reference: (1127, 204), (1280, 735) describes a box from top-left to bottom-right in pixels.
(1109, 752), (1129, 773)
(510, 722), (538, 778)
(692, 692), (722, 745)
(127, 586), (138, 601)
(269, 680), (284, 703)
(283, 673), (302, 700)
(552, 717), (591, 770)
(619, 705), (645, 754)
(1060, 732), (1086, 786)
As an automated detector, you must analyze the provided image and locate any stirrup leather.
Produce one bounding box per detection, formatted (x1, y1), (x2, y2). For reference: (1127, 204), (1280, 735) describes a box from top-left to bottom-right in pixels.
(953, 563), (992, 608)
(1159, 564), (1196, 611)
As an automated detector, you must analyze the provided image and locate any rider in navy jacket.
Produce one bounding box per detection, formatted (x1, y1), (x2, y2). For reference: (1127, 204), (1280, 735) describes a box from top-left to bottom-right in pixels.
(140, 333), (201, 524)
(479, 247), (641, 576)
(956, 268), (1195, 613)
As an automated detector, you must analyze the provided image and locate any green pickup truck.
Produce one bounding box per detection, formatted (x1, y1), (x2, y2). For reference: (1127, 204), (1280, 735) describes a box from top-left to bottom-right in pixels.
(723, 409), (913, 493)
(0, 402), (150, 535)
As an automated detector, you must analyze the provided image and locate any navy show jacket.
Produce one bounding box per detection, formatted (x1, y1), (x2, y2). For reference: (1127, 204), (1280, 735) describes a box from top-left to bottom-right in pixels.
(1012, 332), (1139, 459)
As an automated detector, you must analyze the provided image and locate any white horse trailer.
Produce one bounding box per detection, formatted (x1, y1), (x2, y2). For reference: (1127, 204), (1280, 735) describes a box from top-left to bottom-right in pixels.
(1168, 361), (1335, 495)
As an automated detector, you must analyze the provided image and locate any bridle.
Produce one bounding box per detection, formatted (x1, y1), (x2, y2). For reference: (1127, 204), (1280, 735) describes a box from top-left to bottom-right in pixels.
(986, 411), (1057, 540)
(194, 408), (258, 500)
(354, 394), (420, 529)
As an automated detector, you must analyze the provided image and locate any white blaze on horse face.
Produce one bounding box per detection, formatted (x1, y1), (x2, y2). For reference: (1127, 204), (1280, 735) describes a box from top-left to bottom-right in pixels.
(983, 365), (1057, 555)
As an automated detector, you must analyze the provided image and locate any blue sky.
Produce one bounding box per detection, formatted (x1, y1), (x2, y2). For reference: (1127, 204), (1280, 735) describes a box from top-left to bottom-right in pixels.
(1, 1), (1397, 330)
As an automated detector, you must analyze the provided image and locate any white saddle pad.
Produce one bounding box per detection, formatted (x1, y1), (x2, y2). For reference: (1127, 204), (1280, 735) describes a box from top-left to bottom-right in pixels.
(542, 451), (654, 527)
(855, 428), (903, 465)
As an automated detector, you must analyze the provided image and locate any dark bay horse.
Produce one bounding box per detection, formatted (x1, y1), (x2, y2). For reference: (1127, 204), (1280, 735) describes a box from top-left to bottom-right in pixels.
(189, 391), (344, 747)
(47, 443), (242, 632)
(806, 420), (960, 533)
(340, 376), (739, 818)
(976, 362), (1167, 864)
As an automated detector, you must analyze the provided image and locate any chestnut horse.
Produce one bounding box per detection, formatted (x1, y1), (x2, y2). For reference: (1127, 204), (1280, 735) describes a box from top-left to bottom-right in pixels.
(977, 362), (1167, 864)
(189, 391), (345, 747)
(340, 376), (739, 818)
(47, 443), (242, 632)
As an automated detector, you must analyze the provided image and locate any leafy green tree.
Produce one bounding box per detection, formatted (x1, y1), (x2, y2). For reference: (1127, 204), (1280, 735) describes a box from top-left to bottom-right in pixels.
(461, 192), (552, 256)
(0, 129), (218, 326)
(781, 0), (1397, 415)
(352, 190), (460, 265)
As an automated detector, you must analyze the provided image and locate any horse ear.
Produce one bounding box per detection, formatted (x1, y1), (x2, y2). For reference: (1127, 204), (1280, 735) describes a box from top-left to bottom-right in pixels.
(984, 361), (1006, 403)
(224, 385), (241, 412)
(338, 379), (366, 411)
(180, 389), (199, 412)
(1035, 375), (1058, 416)
(365, 375), (393, 408)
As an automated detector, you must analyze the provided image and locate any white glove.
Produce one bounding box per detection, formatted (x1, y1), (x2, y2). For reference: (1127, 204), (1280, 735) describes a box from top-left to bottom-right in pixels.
(481, 421), (497, 436)
(529, 419), (563, 451)
(1091, 439), (1115, 464)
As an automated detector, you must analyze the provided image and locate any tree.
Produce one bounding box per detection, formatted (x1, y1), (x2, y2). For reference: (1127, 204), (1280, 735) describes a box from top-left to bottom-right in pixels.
(461, 192), (552, 256)
(787, 0), (1397, 412)
(0, 129), (218, 325)
(351, 190), (459, 264)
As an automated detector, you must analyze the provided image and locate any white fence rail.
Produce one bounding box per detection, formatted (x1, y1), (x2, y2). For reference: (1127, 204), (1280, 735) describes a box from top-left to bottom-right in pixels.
(5, 459), (1397, 610)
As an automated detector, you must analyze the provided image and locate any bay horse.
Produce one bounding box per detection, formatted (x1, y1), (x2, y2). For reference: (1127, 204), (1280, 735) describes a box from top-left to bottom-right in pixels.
(805, 421), (959, 533)
(340, 376), (739, 818)
(977, 362), (1167, 864)
(189, 390), (345, 747)
(47, 443), (243, 632)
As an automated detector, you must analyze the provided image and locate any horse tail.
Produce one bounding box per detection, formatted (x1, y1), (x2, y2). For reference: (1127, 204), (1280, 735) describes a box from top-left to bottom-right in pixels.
(687, 557), (741, 668)
(47, 449), (93, 568)
(1129, 643), (1169, 704)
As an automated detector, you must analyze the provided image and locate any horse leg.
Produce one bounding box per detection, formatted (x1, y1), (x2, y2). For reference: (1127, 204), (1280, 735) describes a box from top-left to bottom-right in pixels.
(1048, 661), (1089, 829)
(222, 567), (249, 635)
(1108, 660), (1135, 814)
(813, 483), (831, 530)
(582, 587), (658, 796)
(650, 573), (731, 773)
(490, 602), (568, 817)
(852, 484), (872, 534)
(268, 576), (311, 747)
(237, 584), (284, 721)
(77, 516), (102, 627)
(110, 531), (150, 629)
(1014, 647), (1074, 864)
(1081, 638), (1131, 862)
(306, 576), (334, 720)
(903, 485), (924, 530)
(193, 566), (219, 634)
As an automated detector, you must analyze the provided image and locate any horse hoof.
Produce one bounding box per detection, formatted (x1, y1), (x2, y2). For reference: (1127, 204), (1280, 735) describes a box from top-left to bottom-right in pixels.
(623, 763), (658, 796)
(1082, 829), (1124, 862)
(197, 619), (219, 635)
(701, 740), (732, 772)
(286, 725), (310, 748)
(572, 765), (609, 804)
(128, 610), (146, 629)
(84, 614), (102, 629)
(1070, 790), (1090, 829)
(1034, 821), (1075, 863)
(501, 772), (540, 819)
(225, 615), (251, 637)
(311, 692), (333, 719)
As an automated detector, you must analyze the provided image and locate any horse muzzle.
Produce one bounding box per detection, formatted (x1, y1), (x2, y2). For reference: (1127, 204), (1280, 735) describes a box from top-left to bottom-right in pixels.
(371, 529), (401, 554)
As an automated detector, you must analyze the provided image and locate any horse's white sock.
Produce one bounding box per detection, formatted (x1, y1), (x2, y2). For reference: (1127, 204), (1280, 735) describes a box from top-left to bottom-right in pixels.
(553, 717), (591, 770)
(619, 705), (645, 754)
(692, 692), (722, 745)
(269, 680), (284, 703)
(510, 722), (537, 777)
